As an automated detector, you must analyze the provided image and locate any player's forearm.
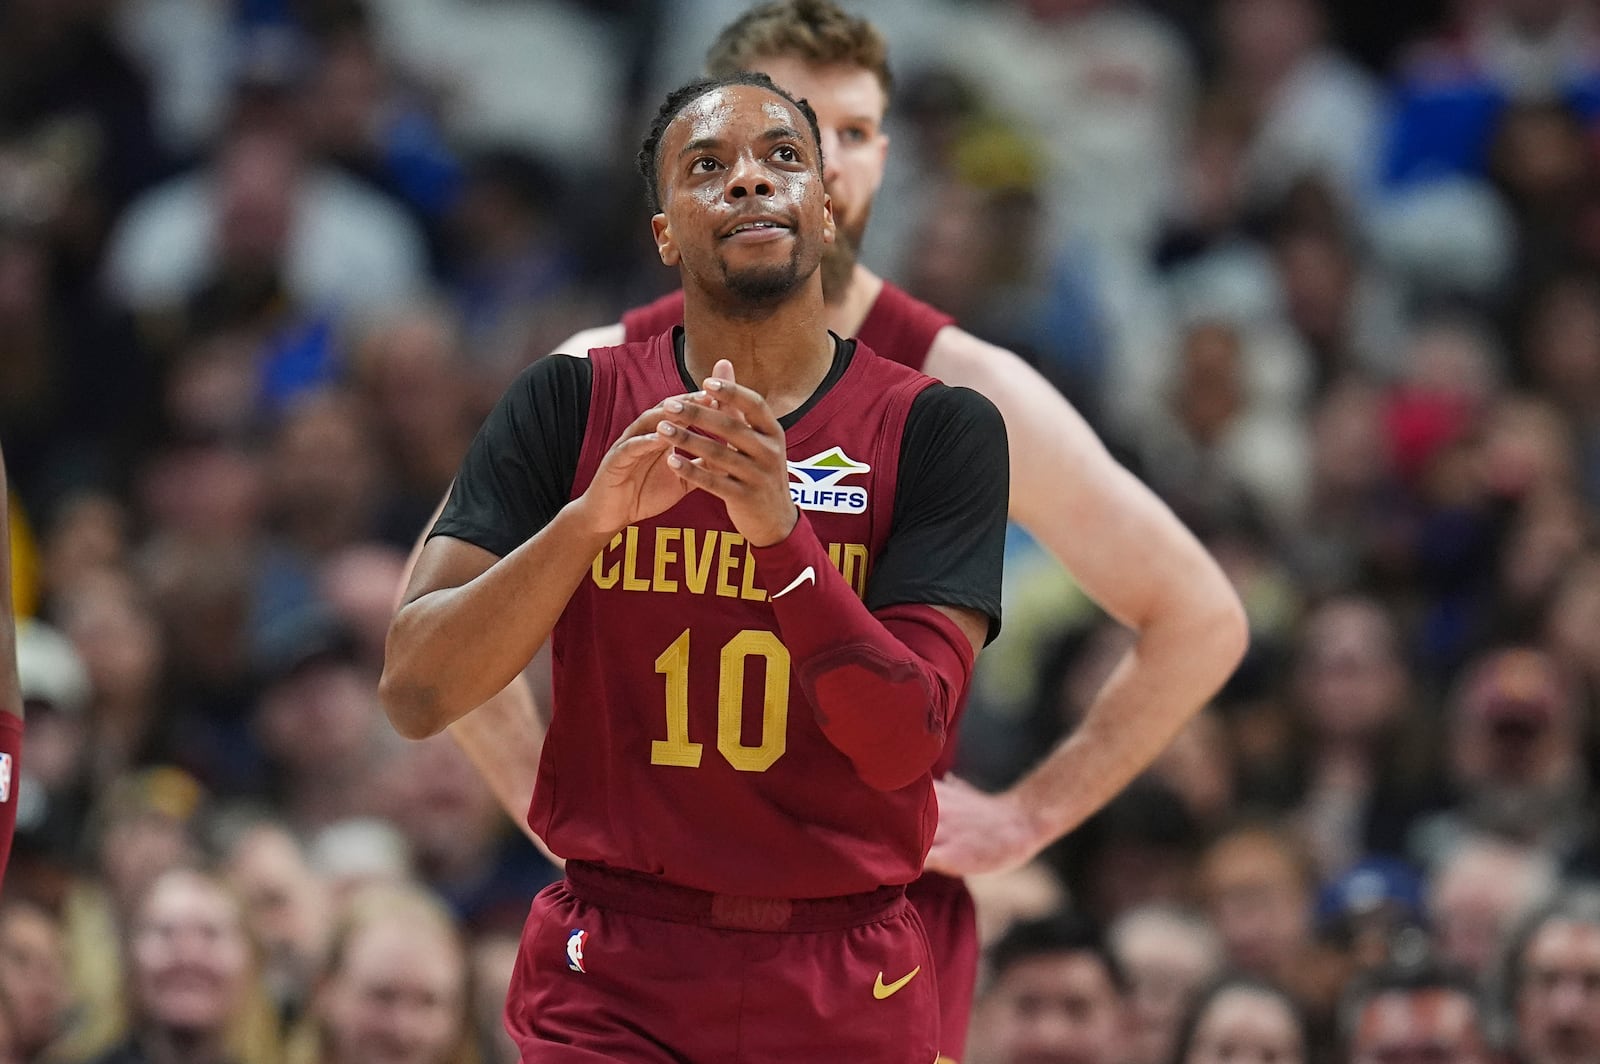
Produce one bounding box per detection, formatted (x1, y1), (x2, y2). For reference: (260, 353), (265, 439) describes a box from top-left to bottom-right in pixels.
(446, 676), (554, 856)
(382, 502), (609, 738)
(753, 516), (972, 791)
(1009, 584), (1246, 846)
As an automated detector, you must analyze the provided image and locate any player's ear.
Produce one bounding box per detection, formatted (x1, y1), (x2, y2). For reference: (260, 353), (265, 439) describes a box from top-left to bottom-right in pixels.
(651, 212), (680, 267)
(820, 192), (836, 247)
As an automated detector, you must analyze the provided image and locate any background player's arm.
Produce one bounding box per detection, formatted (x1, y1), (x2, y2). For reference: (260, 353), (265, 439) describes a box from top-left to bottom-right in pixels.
(0, 442), (23, 890)
(922, 329), (1249, 876)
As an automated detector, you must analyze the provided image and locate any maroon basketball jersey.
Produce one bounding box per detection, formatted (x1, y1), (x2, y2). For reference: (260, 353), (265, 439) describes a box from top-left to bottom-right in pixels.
(619, 281), (955, 373)
(533, 331), (940, 898)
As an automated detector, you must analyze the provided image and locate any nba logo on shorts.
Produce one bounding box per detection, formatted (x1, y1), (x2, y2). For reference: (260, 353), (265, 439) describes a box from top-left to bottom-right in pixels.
(566, 929), (588, 973)
(0, 752), (10, 803)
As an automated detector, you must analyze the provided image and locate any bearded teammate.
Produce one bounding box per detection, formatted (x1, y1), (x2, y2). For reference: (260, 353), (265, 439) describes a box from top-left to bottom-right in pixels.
(0, 444), (21, 893)
(425, 2), (1247, 1059)
(384, 73), (1008, 1060)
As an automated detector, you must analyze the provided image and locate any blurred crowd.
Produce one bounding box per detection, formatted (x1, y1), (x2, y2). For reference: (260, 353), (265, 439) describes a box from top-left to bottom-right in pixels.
(5, 0), (1600, 1061)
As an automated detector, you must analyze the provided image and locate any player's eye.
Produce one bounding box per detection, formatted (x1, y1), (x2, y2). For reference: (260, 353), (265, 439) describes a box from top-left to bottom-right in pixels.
(692, 157), (720, 173)
(839, 127), (869, 145)
(772, 145), (799, 163)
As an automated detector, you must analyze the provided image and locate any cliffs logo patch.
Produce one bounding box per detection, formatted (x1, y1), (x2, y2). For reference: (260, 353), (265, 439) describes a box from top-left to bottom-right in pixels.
(787, 447), (871, 514)
(566, 929), (588, 973)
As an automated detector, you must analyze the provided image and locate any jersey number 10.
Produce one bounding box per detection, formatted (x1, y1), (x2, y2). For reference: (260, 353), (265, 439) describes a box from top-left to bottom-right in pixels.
(650, 629), (789, 772)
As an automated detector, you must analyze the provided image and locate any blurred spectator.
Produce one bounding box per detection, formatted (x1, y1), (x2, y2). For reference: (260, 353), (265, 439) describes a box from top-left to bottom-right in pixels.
(222, 819), (332, 1026)
(9, 618), (92, 877)
(305, 818), (413, 905)
(1494, 883), (1600, 1064)
(1108, 904), (1225, 1064)
(252, 608), (392, 833)
(1282, 594), (1433, 877)
(1412, 646), (1589, 865)
(348, 310), (475, 535)
(1383, 0), (1600, 190)
(376, 735), (554, 932)
(103, 121), (427, 328)
(443, 149), (594, 387)
(263, 389), (386, 562)
(1170, 974), (1309, 1064)
(1198, 823), (1350, 1032)
(1211, 0), (1382, 210)
(0, 898), (73, 1064)
(301, 12), (462, 236)
(468, 931), (518, 1064)
(968, 911), (1130, 1064)
(1317, 857), (1429, 974)
(315, 545), (409, 671)
(87, 866), (280, 1064)
(1341, 960), (1494, 1064)
(287, 883), (475, 1064)
(1428, 833), (1558, 979)
(952, 0), (1195, 259)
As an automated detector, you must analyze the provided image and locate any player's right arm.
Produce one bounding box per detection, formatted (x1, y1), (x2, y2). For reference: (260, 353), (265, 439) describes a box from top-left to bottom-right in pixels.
(381, 356), (687, 739)
(0, 441), (23, 890)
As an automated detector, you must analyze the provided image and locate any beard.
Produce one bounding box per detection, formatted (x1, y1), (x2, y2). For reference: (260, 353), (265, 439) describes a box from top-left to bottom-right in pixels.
(820, 204), (871, 303)
(723, 252), (803, 305)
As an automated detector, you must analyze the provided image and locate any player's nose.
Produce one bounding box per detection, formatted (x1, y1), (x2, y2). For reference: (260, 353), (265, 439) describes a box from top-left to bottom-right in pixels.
(723, 153), (773, 200)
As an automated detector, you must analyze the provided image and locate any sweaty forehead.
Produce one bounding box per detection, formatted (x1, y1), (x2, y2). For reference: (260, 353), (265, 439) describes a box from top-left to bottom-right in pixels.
(668, 86), (805, 149)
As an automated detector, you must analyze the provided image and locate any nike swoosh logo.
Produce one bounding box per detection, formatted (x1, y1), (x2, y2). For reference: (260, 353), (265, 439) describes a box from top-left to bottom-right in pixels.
(873, 966), (921, 1000)
(770, 565), (816, 600)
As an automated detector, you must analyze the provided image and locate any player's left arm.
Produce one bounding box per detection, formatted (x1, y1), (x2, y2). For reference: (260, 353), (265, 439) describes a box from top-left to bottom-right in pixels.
(921, 328), (1249, 876)
(0, 441), (23, 891)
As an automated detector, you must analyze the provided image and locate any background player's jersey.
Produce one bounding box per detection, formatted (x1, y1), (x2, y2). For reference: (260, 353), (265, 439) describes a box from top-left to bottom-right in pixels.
(434, 330), (1006, 898)
(620, 280), (955, 374)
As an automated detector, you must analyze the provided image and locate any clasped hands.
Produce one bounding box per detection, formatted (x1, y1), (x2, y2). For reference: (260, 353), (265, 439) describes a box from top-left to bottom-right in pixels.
(579, 358), (799, 548)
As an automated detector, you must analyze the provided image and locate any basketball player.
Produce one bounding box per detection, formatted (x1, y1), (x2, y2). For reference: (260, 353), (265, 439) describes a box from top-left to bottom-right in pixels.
(383, 73), (1008, 1061)
(423, 3), (1248, 1058)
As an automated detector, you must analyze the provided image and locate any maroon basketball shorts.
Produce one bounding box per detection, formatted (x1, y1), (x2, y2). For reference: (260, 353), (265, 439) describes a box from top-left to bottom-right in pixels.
(906, 871), (979, 1063)
(505, 861), (940, 1062)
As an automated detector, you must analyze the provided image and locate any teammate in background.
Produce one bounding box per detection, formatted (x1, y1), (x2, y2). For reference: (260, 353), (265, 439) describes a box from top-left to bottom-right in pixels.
(0, 443), (21, 893)
(382, 72), (1008, 1061)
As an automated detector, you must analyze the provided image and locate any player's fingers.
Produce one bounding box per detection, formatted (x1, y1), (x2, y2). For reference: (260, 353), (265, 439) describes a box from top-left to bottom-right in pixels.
(617, 399), (696, 440)
(658, 423), (760, 481)
(660, 399), (769, 451)
(700, 377), (781, 434)
(666, 452), (740, 497)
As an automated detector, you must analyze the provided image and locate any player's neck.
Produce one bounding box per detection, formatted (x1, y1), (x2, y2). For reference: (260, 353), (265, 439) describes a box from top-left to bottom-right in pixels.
(681, 278), (836, 416)
(823, 263), (883, 338)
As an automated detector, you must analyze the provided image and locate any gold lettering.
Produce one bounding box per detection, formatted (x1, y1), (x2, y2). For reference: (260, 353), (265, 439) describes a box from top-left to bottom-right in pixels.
(592, 532), (623, 589)
(716, 532), (745, 598)
(739, 540), (765, 601)
(843, 543), (870, 599)
(827, 541), (842, 572)
(684, 530), (717, 595)
(653, 527), (680, 593)
(622, 526), (649, 592)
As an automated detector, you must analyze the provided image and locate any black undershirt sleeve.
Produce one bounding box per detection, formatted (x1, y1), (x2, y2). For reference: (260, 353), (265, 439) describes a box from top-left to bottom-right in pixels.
(430, 354), (592, 558)
(864, 384), (1008, 642)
